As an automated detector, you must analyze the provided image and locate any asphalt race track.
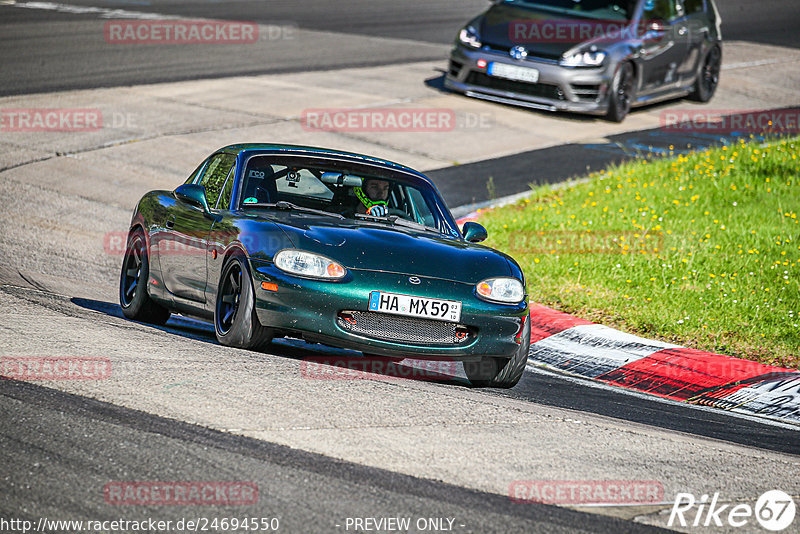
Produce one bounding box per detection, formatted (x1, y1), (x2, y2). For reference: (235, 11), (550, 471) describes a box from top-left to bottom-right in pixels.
(2, 379), (659, 534)
(1, 1), (799, 533)
(1, 0), (798, 96)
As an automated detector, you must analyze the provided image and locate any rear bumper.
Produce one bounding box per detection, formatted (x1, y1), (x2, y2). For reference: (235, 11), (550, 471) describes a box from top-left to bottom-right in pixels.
(249, 259), (528, 361)
(446, 45), (614, 115)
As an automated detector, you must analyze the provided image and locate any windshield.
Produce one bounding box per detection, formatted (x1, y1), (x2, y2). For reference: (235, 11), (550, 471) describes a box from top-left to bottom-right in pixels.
(502, 0), (635, 21)
(238, 155), (459, 236)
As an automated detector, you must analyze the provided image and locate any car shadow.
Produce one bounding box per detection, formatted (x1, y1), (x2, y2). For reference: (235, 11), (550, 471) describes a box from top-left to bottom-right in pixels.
(70, 297), (468, 387)
(71, 297), (219, 343)
(423, 71), (448, 92)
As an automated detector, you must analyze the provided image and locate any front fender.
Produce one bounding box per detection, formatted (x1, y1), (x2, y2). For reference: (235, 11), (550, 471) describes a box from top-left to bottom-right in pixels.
(126, 191), (174, 304)
(204, 218), (296, 312)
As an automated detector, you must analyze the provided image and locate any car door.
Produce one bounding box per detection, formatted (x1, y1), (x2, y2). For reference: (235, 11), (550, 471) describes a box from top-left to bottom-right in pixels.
(161, 152), (236, 302)
(676, 0), (711, 84)
(637, 0), (691, 94)
(149, 157), (208, 291)
(202, 160), (238, 312)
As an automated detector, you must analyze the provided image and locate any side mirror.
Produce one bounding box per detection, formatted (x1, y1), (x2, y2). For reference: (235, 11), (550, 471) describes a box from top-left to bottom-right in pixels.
(462, 221), (488, 243)
(174, 183), (210, 212)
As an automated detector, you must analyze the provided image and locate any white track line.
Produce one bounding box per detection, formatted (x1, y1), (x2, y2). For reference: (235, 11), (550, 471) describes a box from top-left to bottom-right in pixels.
(7, 1), (183, 19)
(722, 58), (794, 70)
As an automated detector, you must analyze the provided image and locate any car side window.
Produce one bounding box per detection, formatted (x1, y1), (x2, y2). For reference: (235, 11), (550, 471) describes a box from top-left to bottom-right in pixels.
(200, 153), (236, 208)
(405, 185), (437, 228)
(642, 0), (677, 20)
(215, 165), (236, 210)
(185, 159), (208, 185)
(680, 0), (704, 14)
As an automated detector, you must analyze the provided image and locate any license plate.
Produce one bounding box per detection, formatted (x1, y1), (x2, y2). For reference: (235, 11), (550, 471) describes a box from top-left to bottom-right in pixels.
(488, 62), (540, 83)
(368, 291), (462, 322)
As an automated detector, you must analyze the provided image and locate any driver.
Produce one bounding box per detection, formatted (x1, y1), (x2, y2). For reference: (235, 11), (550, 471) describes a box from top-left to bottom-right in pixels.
(354, 178), (390, 216)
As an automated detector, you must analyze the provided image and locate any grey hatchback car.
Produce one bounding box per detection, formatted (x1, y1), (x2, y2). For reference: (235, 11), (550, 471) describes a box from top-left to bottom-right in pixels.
(445, 0), (722, 121)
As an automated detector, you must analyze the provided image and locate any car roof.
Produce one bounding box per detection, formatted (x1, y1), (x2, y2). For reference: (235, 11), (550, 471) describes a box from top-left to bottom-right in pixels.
(221, 143), (433, 186)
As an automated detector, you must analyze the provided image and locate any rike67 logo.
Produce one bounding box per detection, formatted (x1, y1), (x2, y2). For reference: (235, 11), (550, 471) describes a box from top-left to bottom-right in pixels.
(669, 490), (796, 531)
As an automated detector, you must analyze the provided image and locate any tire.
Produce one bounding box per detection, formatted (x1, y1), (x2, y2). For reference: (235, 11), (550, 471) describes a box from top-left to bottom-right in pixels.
(605, 62), (635, 123)
(464, 314), (531, 388)
(119, 228), (171, 325)
(689, 46), (721, 103)
(214, 253), (273, 350)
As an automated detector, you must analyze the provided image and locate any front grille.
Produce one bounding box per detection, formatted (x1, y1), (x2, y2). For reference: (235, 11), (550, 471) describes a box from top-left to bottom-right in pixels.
(337, 311), (470, 346)
(480, 42), (561, 63)
(466, 72), (564, 100)
(448, 60), (463, 77)
(570, 83), (601, 102)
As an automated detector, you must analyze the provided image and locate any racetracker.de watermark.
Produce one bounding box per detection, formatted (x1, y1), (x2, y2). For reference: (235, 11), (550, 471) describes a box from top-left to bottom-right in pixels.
(651, 355), (795, 382)
(660, 108), (800, 134)
(104, 482), (258, 506)
(104, 20), (295, 44)
(1, 357), (111, 380)
(509, 480), (664, 505)
(0, 109), (137, 132)
(300, 108), (493, 132)
(103, 231), (285, 256)
(508, 230), (663, 255)
(103, 20), (293, 44)
(300, 357), (459, 381)
(1, 109), (101, 132)
(508, 19), (662, 44)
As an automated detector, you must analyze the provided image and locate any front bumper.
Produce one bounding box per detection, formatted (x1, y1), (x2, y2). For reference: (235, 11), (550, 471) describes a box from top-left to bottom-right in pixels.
(445, 45), (614, 115)
(249, 259), (528, 361)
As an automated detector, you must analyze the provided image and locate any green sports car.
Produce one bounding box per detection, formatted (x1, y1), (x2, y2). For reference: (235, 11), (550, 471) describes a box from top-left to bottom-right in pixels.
(119, 144), (530, 388)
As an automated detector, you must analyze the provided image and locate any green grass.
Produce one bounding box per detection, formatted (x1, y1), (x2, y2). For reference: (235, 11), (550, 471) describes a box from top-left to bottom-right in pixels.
(480, 137), (800, 369)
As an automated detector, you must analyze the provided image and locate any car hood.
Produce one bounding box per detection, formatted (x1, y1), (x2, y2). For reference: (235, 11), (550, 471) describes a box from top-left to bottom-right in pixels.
(479, 3), (629, 57)
(262, 212), (513, 284)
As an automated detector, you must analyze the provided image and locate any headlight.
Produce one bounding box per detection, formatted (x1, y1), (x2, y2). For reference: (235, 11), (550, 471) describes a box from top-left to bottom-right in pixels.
(560, 49), (607, 67)
(476, 277), (525, 304)
(459, 25), (482, 49)
(274, 249), (346, 280)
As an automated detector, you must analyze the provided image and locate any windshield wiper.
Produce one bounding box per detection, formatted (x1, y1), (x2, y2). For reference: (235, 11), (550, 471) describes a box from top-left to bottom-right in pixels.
(245, 201), (344, 220)
(508, 0), (627, 21)
(354, 213), (438, 233)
